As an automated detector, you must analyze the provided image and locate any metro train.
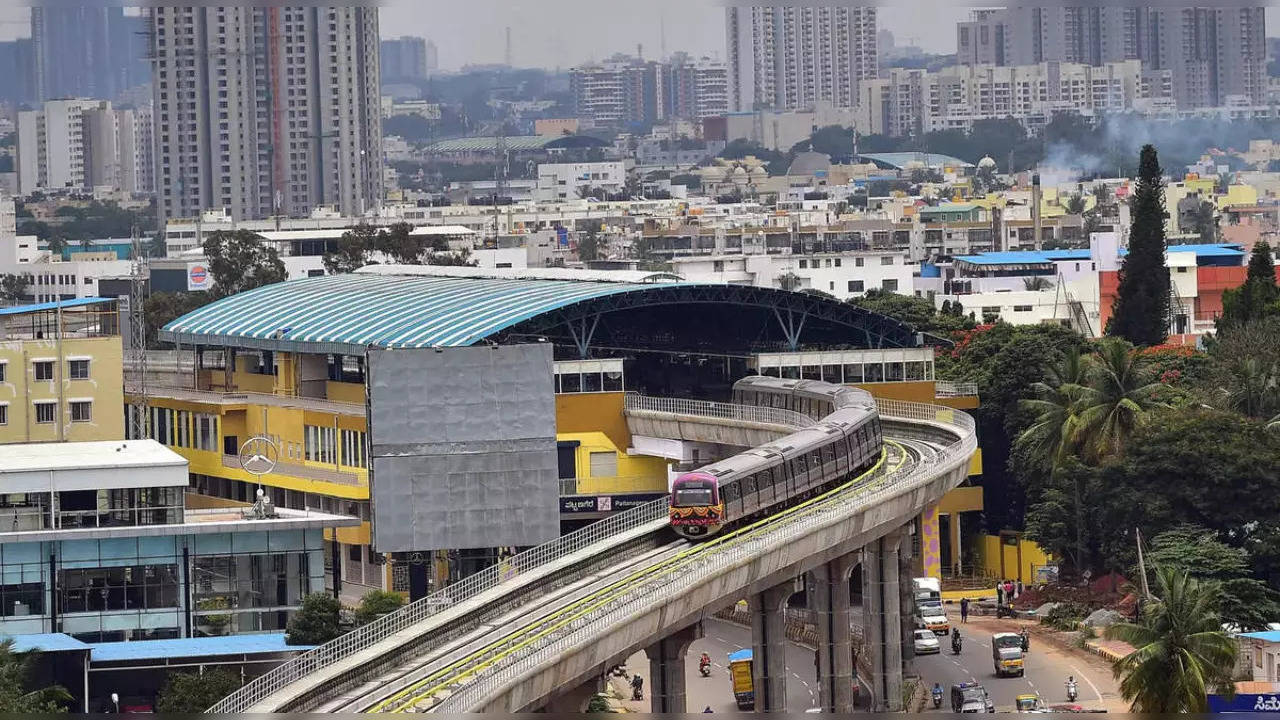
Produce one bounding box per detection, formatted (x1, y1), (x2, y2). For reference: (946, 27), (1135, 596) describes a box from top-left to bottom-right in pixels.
(668, 377), (883, 541)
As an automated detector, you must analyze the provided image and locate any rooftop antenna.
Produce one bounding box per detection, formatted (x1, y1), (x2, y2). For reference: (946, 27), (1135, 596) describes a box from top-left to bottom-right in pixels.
(660, 15), (667, 60)
(504, 26), (512, 67)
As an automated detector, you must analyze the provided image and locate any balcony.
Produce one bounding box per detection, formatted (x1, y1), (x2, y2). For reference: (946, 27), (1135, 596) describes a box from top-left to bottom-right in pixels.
(127, 383), (366, 417)
(935, 380), (979, 398)
(222, 454), (363, 487)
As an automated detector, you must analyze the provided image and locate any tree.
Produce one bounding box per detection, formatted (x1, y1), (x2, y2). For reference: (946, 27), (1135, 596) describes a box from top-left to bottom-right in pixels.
(78, 237), (94, 253)
(0, 274), (31, 305)
(425, 247), (478, 267)
(147, 232), (168, 259)
(577, 228), (606, 262)
(1147, 525), (1280, 631)
(1109, 145), (1171, 346)
(354, 590), (405, 625)
(1063, 194), (1087, 215)
(324, 224), (378, 274)
(374, 222), (431, 264)
(1191, 200), (1219, 243)
(776, 271), (802, 291)
(1219, 241), (1280, 330)
(155, 668), (242, 713)
(202, 230), (287, 298)
(1105, 568), (1236, 713)
(850, 289), (974, 335)
(1022, 276), (1053, 291)
(285, 592), (342, 645)
(45, 235), (67, 258)
(143, 291), (215, 349)
(0, 639), (71, 712)
(1072, 338), (1172, 463)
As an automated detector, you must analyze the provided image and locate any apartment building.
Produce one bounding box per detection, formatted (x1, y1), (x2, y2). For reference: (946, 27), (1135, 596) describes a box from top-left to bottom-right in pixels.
(0, 299), (125, 445)
(725, 5), (878, 112)
(569, 58), (667, 127)
(535, 162), (628, 202)
(955, 6), (1268, 109)
(380, 36), (430, 81)
(16, 100), (152, 196)
(858, 60), (1162, 136)
(666, 56), (729, 120)
(149, 7), (383, 222)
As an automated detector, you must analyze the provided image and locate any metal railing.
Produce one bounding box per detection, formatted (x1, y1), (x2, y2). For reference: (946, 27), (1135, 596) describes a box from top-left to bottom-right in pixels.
(211, 391), (969, 713)
(624, 392), (816, 428)
(437, 398), (976, 712)
(221, 455), (364, 487)
(934, 380), (979, 398)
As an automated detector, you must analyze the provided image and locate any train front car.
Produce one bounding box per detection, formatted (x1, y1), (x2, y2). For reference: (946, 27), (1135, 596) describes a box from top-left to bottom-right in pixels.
(669, 472), (725, 540)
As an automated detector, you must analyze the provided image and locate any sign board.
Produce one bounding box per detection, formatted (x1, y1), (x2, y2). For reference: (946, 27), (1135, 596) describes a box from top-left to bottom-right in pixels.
(1208, 694), (1280, 712)
(367, 344), (559, 552)
(556, 226), (569, 247)
(186, 262), (211, 291)
(559, 493), (665, 514)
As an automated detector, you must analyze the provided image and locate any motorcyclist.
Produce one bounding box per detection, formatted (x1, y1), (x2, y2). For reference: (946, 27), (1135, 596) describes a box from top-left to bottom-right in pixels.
(631, 673), (644, 700)
(1021, 627), (1031, 652)
(699, 652), (712, 676)
(932, 683), (944, 702)
(1066, 675), (1078, 700)
(951, 627), (962, 653)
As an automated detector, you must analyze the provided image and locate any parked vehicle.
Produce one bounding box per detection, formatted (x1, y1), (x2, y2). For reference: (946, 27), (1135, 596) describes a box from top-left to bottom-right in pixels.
(951, 682), (995, 713)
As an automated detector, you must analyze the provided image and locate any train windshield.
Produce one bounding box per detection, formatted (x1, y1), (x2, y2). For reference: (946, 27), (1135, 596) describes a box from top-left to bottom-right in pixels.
(674, 488), (715, 507)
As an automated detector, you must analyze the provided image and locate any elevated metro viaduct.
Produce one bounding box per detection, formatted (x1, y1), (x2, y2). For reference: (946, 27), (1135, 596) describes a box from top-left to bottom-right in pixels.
(144, 265), (983, 604)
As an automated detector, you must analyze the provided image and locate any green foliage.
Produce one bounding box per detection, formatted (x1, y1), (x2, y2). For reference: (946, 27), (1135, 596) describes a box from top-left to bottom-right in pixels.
(849, 289), (974, 336)
(144, 291), (214, 349)
(17, 200), (156, 243)
(1147, 525), (1280, 631)
(1108, 145), (1171, 347)
(1219, 241), (1280, 330)
(0, 273), (31, 305)
(202, 230), (288, 298)
(285, 592), (342, 645)
(0, 639), (71, 712)
(671, 173), (701, 191)
(324, 224), (379, 274)
(586, 694), (612, 713)
(155, 668), (243, 713)
(577, 228), (605, 262)
(1041, 601), (1091, 631)
(354, 590), (406, 626)
(1105, 568), (1236, 713)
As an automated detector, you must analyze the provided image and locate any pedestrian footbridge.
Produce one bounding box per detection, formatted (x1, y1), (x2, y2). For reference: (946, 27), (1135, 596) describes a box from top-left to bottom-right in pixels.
(210, 385), (976, 714)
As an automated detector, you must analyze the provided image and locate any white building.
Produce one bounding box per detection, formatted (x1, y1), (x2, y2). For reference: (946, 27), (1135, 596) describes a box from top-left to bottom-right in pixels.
(726, 5), (878, 111)
(858, 60), (1162, 136)
(150, 7), (383, 222)
(535, 162), (628, 202)
(667, 56), (729, 120)
(670, 250), (915, 301)
(17, 100), (153, 196)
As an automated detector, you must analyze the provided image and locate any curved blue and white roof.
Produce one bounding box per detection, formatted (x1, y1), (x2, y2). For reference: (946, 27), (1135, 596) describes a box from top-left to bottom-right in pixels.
(161, 267), (703, 354)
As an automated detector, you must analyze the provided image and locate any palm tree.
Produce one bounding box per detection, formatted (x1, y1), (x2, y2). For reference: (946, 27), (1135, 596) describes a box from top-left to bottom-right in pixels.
(1105, 567), (1237, 713)
(1072, 338), (1172, 463)
(1022, 276), (1054, 291)
(1216, 356), (1280, 420)
(0, 639), (72, 712)
(1017, 348), (1089, 474)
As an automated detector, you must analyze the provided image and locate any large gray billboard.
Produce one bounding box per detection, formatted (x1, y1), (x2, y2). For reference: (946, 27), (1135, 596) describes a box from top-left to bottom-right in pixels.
(367, 344), (559, 552)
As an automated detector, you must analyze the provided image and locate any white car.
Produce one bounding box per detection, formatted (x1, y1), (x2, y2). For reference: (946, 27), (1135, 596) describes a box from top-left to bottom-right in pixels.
(914, 628), (941, 654)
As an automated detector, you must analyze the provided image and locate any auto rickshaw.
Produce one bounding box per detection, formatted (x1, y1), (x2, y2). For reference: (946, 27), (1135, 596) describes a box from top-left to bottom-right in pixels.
(1015, 694), (1045, 713)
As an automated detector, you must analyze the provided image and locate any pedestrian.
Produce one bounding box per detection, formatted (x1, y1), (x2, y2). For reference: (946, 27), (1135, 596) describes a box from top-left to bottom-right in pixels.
(996, 583), (1004, 607)
(1016, 579), (1024, 598)
(960, 597), (969, 623)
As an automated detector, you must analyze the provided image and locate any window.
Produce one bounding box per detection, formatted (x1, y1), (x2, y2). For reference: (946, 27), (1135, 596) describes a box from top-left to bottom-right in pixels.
(35, 402), (55, 424)
(305, 425), (337, 464)
(982, 305), (1002, 316)
(588, 451), (618, 477)
(34, 361), (53, 381)
(881, 279), (900, 292)
(881, 256), (894, 265)
(799, 259), (808, 269)
(70, 401), (91, 422)
(848, 280), (864, 293)
(341, 429), (366, 468)
(855, 257), (864, 267)
(834, 258), (842, 267)
(1013, 305), (1033, 312)
(0, 403), (6, 425)
(0, 362), (5, 382)
(68, 359), (89, 380)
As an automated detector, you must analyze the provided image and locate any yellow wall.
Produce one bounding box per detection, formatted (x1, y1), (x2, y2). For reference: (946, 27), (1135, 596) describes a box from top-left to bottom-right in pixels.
(556, 392), (631, 451)
(561, 430), (669, 494)
(979, 534), (1053, 584)
(853, 380), (937, 403)
(326, 381), (365, 405)
(938, 486), (983, 514)
(0, 335), (124, 444)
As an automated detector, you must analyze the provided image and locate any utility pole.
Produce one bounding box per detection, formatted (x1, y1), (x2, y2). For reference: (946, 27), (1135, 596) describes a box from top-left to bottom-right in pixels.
(1135, 528), (1152, 600)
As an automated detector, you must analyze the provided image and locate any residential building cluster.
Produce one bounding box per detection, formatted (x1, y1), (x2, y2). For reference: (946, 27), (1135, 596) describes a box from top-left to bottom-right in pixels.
(569, 54), (729, 128)
(16, 99), (154, 196)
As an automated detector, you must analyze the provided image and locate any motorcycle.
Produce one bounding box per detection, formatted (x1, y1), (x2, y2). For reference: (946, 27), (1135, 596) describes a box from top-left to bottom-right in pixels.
(699, 662), (712, 678)
(951, 636), (962, 655)
(1021, 630), (1031, 653)
(932, 691), (944, 709)
(1066, 682), (1079, 703)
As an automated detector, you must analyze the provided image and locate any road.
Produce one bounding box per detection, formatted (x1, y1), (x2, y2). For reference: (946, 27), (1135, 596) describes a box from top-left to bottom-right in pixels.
(913, 615), (1124, 712)
(611, 618), (824, 713)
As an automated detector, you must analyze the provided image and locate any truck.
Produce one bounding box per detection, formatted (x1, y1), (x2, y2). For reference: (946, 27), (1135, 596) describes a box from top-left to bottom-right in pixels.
(992, 632), (1026, 677)
(913, 577), (949, 634)
(728, 649), (754, 710)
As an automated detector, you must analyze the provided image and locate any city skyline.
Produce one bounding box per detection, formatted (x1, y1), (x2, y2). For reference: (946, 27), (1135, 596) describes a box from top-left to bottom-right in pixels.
(0, 3), (1275, 73)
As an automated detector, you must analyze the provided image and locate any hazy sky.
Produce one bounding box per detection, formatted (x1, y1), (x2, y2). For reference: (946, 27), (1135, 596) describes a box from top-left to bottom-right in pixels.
(0, 3), (1275, 71)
